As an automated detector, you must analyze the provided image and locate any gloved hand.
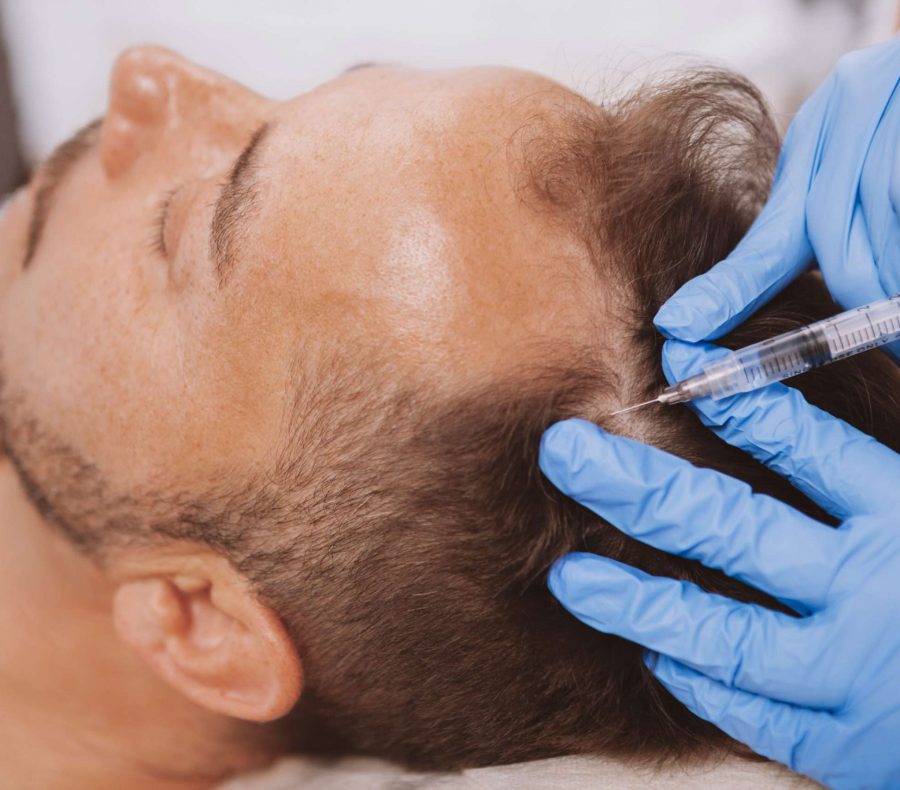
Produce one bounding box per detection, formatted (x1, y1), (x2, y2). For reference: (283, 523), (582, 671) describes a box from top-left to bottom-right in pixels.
(540, 339), (900, 790)
(653, 38), (900, 360)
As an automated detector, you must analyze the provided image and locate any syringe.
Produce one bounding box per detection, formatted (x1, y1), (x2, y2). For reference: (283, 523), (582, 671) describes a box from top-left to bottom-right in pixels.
(610, 293), (900, 416)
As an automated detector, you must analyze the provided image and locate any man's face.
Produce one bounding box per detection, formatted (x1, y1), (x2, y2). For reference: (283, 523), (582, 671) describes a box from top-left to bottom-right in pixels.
(0, 47), (600, 498)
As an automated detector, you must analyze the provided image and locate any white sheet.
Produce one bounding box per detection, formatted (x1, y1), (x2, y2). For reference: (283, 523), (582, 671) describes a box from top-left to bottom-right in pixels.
(217, 752), (821, 789)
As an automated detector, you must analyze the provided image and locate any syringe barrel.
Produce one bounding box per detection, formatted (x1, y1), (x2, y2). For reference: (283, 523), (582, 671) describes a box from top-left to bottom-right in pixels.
(815, 293), (900, 360)
(673, 294), (900, 401)
(705, 326), (829, 397)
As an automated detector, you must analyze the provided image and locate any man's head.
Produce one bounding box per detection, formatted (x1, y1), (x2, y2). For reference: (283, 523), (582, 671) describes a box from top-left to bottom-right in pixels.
(1, 46), (897, 773)
(0, 47), (605, 728)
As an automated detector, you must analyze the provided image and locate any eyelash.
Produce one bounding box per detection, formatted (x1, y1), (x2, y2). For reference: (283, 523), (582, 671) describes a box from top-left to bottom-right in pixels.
(148, 188), (177, 258)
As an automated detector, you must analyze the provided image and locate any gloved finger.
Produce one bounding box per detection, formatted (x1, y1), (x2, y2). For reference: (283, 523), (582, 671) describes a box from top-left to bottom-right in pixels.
(829, 205), (900, 360)
(646, 652), (827, 777)
(652, 178), (812, 341)
(652, 72), (838, 342)
(885, 339), (900, 365)
(856, 103), (900, 361)
(884, 341), (900, 365)
(662, 340), (900, 518)
(859, 80), (900, 301)
(540, 419), (838, 607)
(886, 120), (900, 298)
(806, 47), (900, 307)
(809, 181), (900, 356)
(824, 200), (889, 308)
(549, 554), (831, 705)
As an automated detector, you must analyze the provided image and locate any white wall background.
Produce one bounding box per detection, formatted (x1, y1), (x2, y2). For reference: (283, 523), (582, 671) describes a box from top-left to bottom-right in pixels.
(1, 0), (897, 165)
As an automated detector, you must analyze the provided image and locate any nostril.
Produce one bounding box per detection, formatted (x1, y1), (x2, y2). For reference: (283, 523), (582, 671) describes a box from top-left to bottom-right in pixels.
(100, 114), (141, 179)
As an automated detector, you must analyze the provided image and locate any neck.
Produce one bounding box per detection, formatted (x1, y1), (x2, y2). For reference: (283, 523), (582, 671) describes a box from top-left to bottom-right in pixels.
(0, 456), (275, 790)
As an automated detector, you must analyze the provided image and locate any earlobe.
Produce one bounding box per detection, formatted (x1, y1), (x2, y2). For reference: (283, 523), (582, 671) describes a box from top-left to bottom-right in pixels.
(112, 571), (302, 722)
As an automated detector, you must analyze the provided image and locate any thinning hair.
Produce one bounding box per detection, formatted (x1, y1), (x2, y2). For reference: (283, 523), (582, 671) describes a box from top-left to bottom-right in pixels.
(246, 69), (900, 767)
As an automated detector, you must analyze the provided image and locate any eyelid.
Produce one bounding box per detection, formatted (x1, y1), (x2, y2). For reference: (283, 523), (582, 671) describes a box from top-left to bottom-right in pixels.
(157, 179), (211, 261)
(148, 187), (177, 259)
(149, 174), (225, 273)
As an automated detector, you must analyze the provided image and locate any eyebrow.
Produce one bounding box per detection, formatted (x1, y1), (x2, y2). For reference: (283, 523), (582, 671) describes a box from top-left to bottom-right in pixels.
(23, 117), (102, 267)
(209, 121), (272, 286)
(209, 66), (384, 284)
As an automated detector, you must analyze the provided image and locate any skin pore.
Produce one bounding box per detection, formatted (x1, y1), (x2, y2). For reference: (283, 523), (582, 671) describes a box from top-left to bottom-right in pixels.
(0, 47), (609, 789)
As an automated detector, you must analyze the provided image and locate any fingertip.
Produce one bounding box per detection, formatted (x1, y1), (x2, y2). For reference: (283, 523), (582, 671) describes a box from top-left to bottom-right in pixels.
(642, 649), (660, 672)
(653, 281), (733, 342)
(539, 419), (606, 495)
(547, 556), (568, 598)
(547, 553), (625, 624)
(660, 339), (728, 385)
(648, 655), (707, 712)
(652, 302), (693, 338)
(653, 304), (713, 342)
(662, 340), (705, 384)
(547, 553), (607, 603)
(540, 419), (603, 455)
(649, 653), (691, 687)
(539, 420), (580, 478)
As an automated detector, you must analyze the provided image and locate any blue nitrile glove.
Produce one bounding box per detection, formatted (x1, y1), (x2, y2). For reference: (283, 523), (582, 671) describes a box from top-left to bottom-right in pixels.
(540, 340), (900, 790)
(653, 38), (900, 360)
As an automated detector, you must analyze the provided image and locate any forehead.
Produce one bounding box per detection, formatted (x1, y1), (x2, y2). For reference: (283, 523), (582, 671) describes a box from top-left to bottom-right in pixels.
(231, 66), (600, 387)
(283, 63), (576, 134)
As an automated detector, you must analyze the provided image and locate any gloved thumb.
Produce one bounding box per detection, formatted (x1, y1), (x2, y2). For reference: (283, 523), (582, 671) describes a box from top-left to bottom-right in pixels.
(653, 175), (813, 340)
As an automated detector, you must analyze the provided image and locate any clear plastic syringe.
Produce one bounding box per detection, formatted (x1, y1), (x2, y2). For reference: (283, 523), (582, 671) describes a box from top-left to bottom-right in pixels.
(611, 294), (900, 415)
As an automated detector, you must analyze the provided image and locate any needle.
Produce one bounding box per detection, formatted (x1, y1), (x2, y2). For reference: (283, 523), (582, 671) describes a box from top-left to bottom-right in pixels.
(606, 397), (662, 417)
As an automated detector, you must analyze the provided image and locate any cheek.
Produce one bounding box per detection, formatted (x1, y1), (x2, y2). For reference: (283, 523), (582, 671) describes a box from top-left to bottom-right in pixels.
(0, 246), (185, 480)
(0, 247), (288, 495)
(0, 161), (209, 489)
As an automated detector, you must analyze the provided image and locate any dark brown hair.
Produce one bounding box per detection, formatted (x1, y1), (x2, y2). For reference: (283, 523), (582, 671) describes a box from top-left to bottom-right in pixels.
(236, 68), (898, 769)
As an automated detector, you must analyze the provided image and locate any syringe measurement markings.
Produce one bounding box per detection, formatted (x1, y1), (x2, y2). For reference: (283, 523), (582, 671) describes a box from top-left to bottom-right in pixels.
(833, 313), (900, 352)
(876, 315), (900, 336)
(828, 311), (900, 360)
(699, 298), (900, 403)
(859, 312), (877, 347)
(834, 325), (873, 351)
(761, 348), (807, 379)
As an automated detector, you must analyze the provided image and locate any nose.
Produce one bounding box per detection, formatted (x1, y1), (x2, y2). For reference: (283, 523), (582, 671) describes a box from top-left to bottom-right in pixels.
(100, 46), (267, 178)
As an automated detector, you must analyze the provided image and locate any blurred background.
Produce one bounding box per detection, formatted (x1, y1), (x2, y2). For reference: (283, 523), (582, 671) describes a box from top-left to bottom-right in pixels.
(0, 0), (896, 195)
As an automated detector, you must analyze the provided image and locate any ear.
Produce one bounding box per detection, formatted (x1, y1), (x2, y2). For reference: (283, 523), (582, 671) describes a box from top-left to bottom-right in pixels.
(111, 553), (302, 722)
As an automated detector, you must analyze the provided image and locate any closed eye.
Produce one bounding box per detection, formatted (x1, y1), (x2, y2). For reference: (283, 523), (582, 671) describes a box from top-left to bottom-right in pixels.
(148, 187), (178, 258)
